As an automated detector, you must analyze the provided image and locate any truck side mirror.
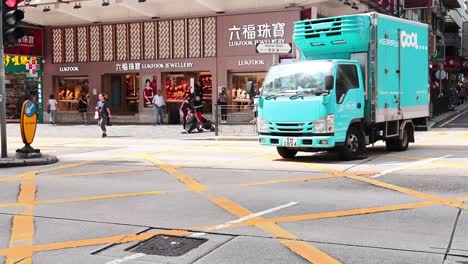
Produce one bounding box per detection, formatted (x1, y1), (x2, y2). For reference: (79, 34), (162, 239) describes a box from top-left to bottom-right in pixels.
(324, 76), (334, 91)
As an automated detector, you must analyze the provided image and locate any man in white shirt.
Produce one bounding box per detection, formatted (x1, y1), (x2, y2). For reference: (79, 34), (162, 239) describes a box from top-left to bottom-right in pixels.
(152, 90), (165, 125)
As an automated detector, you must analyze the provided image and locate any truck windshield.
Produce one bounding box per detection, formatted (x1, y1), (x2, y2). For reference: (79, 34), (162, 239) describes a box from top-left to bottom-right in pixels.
(261, 61), (333, 98)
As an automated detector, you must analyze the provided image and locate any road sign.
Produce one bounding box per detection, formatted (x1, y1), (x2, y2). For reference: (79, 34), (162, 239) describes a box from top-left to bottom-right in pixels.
(20, 100), (38, 145)
(256, 43), (292, 54)
(435, 69), (446, 80)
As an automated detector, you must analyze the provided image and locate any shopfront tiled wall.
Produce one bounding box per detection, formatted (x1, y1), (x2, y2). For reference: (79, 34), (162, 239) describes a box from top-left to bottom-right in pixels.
(50, 17), (217, 64)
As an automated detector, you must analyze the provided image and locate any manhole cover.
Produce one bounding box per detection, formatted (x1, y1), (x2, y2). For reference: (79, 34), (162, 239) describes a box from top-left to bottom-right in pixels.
(126, 235), (208, 257)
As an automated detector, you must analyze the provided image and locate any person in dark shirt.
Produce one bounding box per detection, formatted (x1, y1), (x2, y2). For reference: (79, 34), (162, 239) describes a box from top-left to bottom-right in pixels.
(95, 93), (112, 138)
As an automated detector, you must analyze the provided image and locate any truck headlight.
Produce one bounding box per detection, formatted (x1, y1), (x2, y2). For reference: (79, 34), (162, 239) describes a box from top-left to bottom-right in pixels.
(314, 114), (334, 134)
(257, 117), (270, 133)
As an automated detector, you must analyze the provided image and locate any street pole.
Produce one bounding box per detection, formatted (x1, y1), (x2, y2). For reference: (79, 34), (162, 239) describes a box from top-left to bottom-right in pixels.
(0, 6), (7, 158)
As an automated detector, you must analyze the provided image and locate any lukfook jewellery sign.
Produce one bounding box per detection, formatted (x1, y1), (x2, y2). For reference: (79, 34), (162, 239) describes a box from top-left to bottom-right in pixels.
(228, 22), (287, 47)
(115, 62), (194, 71)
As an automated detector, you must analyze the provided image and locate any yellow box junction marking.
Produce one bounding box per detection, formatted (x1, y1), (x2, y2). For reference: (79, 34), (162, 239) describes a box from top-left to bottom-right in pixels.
(209, 197), (342, 264)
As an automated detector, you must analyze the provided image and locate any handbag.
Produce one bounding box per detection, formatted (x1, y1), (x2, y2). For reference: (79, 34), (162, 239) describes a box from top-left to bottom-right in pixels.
(47, 104), (51, 114)
(94, 111), (99, 120)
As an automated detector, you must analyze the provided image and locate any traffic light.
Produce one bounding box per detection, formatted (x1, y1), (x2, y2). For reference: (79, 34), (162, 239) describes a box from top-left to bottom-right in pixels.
(2, 0), (25, 46)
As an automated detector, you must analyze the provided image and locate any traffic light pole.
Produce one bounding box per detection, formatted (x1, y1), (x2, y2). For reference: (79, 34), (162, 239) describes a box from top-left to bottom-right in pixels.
(0, 6), (7, 158)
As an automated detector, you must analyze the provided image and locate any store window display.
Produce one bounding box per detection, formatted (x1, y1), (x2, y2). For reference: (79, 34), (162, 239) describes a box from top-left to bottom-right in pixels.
(5, 74), (39, 120)
(163, 72), (213, 124)
(55, 77), (89, 111)
(229, 72), (265, 111)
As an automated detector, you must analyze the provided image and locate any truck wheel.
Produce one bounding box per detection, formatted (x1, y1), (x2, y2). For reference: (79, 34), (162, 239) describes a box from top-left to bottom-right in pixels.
(277, 147), (297, 159)
(339, 127), (363, 161)
(386, 126), (409, 152)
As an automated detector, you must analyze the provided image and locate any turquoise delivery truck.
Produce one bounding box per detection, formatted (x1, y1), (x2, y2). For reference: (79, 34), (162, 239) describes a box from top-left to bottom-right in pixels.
(257, 13), (429, 160)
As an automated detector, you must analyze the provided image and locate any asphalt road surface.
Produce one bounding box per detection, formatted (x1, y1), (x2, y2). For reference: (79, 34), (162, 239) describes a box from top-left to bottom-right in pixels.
(0, 117), (467, 264)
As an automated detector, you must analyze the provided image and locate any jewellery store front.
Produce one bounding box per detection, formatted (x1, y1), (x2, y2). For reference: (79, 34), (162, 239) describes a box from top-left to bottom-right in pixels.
(216, 10), (304, 113)
(44, 58), (216, 124)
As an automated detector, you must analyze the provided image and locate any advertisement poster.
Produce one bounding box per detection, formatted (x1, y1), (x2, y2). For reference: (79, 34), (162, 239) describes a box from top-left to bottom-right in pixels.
(403, 0), (434, 9)
(142, 75), (158, 108)
(5, 26), (43, 57)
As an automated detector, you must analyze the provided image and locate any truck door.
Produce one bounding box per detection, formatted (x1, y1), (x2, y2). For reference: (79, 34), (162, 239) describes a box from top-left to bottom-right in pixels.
(334, 63), (365, 143)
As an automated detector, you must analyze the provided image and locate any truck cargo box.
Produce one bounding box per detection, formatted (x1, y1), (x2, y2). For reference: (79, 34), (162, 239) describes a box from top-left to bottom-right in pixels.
(293, 13), (429, 123)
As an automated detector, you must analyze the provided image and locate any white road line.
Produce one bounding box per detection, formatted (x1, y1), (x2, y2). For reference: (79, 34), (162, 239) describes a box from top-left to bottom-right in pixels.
(104, 253), (146, 264)
(208, 201), (298, 231)
(370, 155), (452, 179)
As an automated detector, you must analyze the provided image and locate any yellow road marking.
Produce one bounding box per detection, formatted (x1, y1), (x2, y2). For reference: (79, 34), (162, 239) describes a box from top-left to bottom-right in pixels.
(0, 230), (191, 256)
(6, 172), (36, 264)
(346, 175), (468, 210)
(0, 190), (180, 209)
(35, 191), (166, 205)
(240, 171), (377, 187)
(209, 197), (342, 264)
(141, 153), (208, 192)
(279, 240), (342, 264)
(268, 202), (434, 223)
(219, 146), (468, 211)
(0, 167), (162, 183)
(241, 174), (344, 186)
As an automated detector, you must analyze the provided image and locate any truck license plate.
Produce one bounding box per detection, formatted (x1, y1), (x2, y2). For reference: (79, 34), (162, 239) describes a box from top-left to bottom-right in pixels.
(283, 137), (297, 147)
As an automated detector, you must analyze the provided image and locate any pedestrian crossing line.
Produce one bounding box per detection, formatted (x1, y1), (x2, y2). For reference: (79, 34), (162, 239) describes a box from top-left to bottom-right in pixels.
(209, 197), (342, 264)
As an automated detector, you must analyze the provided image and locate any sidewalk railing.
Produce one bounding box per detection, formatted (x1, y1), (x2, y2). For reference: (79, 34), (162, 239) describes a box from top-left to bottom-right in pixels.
(214, 104), (257, 136)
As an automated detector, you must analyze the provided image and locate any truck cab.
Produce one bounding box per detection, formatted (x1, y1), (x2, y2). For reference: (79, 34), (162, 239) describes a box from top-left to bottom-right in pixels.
(258, 60), (365, 159)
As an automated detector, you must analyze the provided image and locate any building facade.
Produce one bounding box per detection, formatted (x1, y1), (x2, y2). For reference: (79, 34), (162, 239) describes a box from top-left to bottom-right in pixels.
(43, 9), (305, 123)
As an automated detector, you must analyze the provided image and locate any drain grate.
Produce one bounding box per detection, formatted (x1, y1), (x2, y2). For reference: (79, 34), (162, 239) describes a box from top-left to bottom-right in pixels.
(126, 235), (208, 257)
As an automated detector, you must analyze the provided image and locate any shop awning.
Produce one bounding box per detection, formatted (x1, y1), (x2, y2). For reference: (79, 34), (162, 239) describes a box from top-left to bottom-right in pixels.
(430, 55), (463, 72)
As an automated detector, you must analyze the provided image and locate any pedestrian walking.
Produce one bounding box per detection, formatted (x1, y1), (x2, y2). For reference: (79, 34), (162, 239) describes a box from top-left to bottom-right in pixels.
(217, 87), (228, 123)
(104, 94), (112, 126)
(96, 93), (112, 138)
(180, 96), (193, 130)
(152, 90), (165, 125)
(47, 94), (58, 124)
(77, 93), (88, 124)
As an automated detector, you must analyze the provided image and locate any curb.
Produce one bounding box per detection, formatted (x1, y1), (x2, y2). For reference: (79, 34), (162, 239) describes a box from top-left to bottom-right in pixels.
(0, 154), (59, 168)
(429, 104), (468, 129)
(185, 136), (258, 141)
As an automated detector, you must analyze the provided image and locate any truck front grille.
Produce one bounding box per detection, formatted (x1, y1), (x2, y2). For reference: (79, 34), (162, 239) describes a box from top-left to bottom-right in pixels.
(271, 122), (313, 133)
